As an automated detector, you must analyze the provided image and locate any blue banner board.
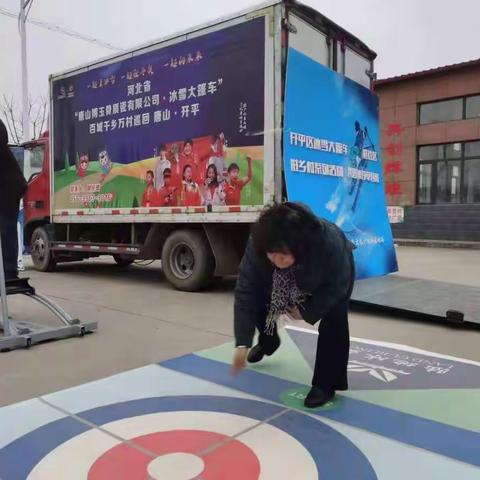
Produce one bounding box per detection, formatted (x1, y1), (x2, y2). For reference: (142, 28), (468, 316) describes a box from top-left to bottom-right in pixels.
(284, 48), (398, 279)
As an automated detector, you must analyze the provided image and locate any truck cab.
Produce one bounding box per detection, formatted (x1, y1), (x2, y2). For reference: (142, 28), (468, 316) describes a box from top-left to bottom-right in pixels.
(22, 132), (51, 262)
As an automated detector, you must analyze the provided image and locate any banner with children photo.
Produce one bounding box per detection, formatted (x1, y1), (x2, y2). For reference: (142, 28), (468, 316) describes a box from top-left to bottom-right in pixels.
(52, 18), (266, 212)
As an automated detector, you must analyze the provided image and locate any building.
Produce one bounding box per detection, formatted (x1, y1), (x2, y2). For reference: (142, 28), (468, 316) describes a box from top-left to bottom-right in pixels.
(375, 59), (480, 243)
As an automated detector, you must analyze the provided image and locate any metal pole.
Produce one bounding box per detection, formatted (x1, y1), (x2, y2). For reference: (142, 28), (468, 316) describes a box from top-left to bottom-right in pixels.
(0, 234), (11, 336)
(20, 0), (30, 143)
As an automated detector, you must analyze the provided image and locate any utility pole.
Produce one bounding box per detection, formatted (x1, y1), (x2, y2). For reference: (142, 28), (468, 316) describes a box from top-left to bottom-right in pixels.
(19, 0), (31, 142)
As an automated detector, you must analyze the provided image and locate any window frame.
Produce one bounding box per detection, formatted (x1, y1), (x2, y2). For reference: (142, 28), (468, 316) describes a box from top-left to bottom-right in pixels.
(417, 141), (480, 205)
(463, 157), (480, 203)
(418, 94), (480, 125)
(418, 97), (464, 125)
(465, 94), (480, 120)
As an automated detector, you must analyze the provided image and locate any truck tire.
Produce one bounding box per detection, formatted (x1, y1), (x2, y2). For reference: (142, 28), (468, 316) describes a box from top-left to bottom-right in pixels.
(113, 255), (134, 267)
(31, 226), (57, 272)
(161, 229), (215, 291)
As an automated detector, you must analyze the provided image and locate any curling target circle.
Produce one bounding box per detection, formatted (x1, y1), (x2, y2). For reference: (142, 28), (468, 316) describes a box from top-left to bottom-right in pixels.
(0, 396), (377, 480)
(88, 429), (262, 479)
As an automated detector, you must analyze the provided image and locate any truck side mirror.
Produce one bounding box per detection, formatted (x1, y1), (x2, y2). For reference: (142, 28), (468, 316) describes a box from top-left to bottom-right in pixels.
(28, 172), (40, 183)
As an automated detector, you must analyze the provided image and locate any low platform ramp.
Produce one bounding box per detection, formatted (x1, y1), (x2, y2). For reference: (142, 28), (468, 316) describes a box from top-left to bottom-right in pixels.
(351, 275), (480, 326)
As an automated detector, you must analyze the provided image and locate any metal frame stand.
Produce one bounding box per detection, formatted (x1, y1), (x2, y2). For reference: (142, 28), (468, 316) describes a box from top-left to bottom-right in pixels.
(0, 233), (97, 352)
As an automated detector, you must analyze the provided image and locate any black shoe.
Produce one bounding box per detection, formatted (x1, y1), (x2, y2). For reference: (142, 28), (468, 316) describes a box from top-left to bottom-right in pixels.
(247, 344), (266, 363)
(247, 335), (281, 364)
(304, 387), (335, 408)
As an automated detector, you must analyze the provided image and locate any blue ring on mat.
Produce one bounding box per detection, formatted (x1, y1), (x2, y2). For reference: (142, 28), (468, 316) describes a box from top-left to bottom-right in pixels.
(0, 395), (377, 479)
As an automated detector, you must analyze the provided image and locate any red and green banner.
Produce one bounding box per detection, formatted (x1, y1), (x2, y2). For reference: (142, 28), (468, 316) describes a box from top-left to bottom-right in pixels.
(52, 18), (266, 213)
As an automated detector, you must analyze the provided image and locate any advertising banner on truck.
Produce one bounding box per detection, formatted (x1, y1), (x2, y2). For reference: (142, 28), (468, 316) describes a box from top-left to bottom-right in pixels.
(283, 48), (398, 279)
(52, 18), (266, 214)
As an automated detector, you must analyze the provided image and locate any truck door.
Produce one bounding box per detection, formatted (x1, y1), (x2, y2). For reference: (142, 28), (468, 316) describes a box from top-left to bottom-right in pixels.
(24, 142), (50, 228)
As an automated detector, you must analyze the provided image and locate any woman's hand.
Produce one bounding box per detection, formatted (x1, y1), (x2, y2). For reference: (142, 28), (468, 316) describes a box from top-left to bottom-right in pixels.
(287, 307), (303, 321)
(231, 347), (248, 375)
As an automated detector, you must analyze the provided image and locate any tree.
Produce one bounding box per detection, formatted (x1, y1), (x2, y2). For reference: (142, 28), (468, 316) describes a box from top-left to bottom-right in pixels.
(0, 94), (48, 144)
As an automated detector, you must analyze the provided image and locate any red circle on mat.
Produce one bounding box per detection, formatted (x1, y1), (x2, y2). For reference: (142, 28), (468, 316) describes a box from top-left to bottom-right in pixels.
(88, 430), (260, 480)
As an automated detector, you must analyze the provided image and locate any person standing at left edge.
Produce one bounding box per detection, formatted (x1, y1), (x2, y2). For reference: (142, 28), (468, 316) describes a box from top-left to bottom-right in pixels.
(231, 202), (355, 408)
(0, 119), (27, 281)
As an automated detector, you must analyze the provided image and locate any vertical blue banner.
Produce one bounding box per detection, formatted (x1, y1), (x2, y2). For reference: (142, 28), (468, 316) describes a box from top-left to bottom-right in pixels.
(284, 48), (397, 279)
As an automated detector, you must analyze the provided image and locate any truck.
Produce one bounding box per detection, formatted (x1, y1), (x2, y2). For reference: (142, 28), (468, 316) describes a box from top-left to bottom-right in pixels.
(23, 0), (397, 291)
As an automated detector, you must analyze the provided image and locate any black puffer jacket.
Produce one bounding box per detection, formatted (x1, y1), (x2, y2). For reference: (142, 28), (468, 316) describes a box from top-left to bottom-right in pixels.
(234, 218), (355, 347)
(0, 120), (27, 218)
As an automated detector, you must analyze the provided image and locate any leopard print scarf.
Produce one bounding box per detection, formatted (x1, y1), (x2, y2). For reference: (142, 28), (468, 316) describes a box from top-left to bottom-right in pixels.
(265, 266), (307, 335)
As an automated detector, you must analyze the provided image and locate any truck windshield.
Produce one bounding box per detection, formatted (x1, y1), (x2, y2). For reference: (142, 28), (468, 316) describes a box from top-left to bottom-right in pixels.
(24, 145), (44, 180)
(9, 145), (24, 173)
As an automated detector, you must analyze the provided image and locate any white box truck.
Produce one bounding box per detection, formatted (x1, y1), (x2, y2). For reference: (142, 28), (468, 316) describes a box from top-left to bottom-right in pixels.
(24, 0), (382, 290)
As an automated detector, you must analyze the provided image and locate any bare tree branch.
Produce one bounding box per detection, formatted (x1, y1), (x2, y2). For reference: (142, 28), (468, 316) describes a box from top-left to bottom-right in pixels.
(0, 94), (48, 143)
(0, 94), (22, 144)
(39, 97), (47, 135)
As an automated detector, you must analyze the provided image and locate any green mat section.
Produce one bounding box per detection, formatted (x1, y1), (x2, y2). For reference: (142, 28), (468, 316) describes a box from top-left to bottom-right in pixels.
(198, 328), (479, 433)
(197, 330), (313, 386)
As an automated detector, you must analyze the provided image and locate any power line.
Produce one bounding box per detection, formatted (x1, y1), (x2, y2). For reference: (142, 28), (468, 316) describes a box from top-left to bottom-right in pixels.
(25, 0), (34, 20)
(0, 5), (123, 51)
(17, 0), (34, 34)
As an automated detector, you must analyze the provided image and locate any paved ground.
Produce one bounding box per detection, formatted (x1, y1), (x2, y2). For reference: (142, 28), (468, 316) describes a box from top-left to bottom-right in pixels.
(1, 246), (480, 407)
(394, 246), (480, 287)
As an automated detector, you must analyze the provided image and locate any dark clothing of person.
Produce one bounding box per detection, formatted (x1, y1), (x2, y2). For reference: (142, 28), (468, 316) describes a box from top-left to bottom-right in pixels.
(234, 218), (355, 391)
(0, 207), (19, 279)
(0, 120), (27, 279)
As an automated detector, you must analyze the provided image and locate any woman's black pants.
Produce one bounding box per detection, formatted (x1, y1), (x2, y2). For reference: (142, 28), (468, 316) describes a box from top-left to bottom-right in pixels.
(256, 296), (351, 392)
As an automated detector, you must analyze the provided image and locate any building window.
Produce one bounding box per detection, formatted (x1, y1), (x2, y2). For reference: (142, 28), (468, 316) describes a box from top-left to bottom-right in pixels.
(419, 94), (480, 125)
(418, 163), (433, 204)
(466, 95), (480, 119)
(465, 140), (480, 157)
(418, 144), (444, 161)
(417, 141), (480, 204)
(464, 159), (480, 203)
(419, 99), (463, 125)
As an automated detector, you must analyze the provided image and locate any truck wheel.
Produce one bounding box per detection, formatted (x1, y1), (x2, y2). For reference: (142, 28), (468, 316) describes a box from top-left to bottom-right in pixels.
(162, 230), (214, 291)
(113, 255), (134, 267)
(31, 226), (57, 272)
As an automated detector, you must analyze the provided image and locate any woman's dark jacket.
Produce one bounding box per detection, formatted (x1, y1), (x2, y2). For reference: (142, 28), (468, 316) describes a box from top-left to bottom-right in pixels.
(234, 219), (355, 347)
(0, 120), (27, 218)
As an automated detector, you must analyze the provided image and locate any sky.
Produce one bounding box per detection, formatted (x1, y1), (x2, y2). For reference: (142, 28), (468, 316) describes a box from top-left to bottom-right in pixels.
(1, 0), (479, 106)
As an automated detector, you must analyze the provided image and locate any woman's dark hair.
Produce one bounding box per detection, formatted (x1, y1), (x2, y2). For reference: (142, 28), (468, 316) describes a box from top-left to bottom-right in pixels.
(163, 168), (172, 177)
(146, 170), (154, 178)
(158, 143), (167, 152)
(206, 164), (219, 187)
(184, 138), (194, 147)
(252, 202), (321, 261)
